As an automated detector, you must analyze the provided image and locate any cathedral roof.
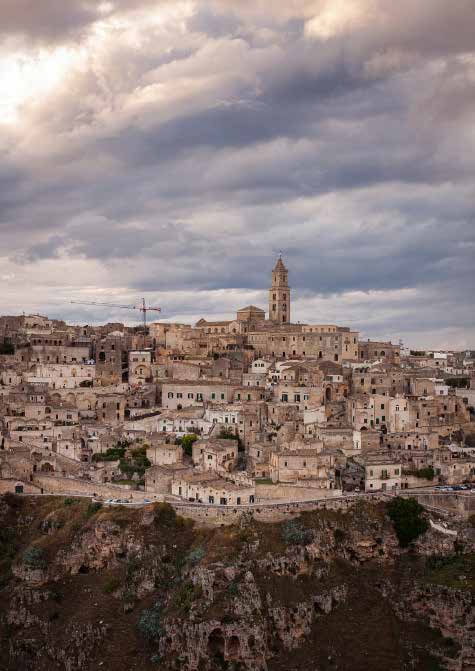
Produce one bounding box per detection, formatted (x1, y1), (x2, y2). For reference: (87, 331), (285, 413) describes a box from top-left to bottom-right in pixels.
(273, 255), (287, 271)
(237, 305), (265, 313)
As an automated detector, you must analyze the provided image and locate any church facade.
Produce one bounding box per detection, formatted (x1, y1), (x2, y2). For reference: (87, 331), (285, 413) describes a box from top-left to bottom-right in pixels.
(167, 257), (359, 362)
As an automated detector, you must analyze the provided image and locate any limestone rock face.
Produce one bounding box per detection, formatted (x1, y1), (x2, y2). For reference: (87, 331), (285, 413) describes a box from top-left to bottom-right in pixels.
(2, 496), (474, 671)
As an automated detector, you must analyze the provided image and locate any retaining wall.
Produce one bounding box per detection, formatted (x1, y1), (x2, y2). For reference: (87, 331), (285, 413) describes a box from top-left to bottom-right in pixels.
(256, 483), (342, 502)
(168, 494), (387, 526)
(31, 474), (156, 501)
(398, 491), (474, 518)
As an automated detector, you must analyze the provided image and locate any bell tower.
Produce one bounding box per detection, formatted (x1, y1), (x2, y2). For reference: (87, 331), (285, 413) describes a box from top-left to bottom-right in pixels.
(269, 255), (290, 324)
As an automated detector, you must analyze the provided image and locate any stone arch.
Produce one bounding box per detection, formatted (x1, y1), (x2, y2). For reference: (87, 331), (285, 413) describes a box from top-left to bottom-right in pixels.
(50, 392), (61, 405)
(325, 386), (332, 402)
(40, 461), (54, 473)
(66, 392), (76, 405)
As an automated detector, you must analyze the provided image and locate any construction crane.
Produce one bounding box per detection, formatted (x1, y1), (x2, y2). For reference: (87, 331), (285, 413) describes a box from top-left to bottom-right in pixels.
(70, 298), (161, 344)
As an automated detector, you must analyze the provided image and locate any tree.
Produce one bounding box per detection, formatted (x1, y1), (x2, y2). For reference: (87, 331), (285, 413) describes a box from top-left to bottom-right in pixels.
(387, 497), (428, 548)
(0, 339), (14, 355)
(181, 434), (198, 457)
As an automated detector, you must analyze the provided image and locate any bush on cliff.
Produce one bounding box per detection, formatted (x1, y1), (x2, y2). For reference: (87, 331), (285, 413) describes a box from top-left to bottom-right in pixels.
(281, 520), (314, 546)
(137, 600), (163, 641)
(153, 502), (177, 527)
(386, 497), (428, 547)
(23, 546), (47, 569)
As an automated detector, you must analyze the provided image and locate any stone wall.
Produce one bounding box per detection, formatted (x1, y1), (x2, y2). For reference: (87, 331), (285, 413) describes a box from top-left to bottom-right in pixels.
(256, 483), (342, 502)
(168, 493), (387, 527)
(398, 490), (474, 518)
(0, 479), (42, 494)
(31, 474), (155, 501)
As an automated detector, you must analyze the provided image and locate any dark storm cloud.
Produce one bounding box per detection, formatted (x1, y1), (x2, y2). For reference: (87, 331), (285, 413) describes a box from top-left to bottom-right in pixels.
(0, 0), (474, 347)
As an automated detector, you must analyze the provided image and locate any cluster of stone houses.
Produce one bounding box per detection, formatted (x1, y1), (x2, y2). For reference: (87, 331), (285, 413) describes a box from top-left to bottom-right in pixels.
(1, 257), (474, 503)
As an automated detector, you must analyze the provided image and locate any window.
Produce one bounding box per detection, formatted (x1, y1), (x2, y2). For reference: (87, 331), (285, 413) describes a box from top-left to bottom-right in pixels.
(168, 392), (174, 398)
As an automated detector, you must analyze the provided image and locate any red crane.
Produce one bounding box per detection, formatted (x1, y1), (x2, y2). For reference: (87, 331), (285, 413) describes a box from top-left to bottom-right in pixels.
(70, 298), (161, 340)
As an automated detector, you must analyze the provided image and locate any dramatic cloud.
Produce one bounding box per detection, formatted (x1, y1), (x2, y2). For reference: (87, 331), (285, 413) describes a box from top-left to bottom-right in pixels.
(0, 1), (474, 348)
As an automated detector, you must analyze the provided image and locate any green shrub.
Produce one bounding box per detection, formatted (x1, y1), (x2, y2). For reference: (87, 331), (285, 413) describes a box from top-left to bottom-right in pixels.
(281, 520), (313, 546)
(173, 581), (203, 613)
(386, 497), (429, 547)
(415, 467), (435, 480)
(137, 601), (163, 641)
(0, 339), (14, 355)
(23, 546), (47, 569)
(92, 446), (126, 462)
(227, 582), (239, 596)
(119, 445), (151, 478)
(187, 547), (205, 565)
(64, 497), (80, 506)
(86, 502), (102, 517)
(153, 502), (177, 527)
(150, 654), (161, 665)
(103, 576), (121, 594)
(181, 434), (198, 457)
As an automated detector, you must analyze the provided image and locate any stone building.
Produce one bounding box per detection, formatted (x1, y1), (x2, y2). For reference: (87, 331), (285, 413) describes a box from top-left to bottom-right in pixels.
(269, 255), (291, 324)
(364, 453), (402, 492)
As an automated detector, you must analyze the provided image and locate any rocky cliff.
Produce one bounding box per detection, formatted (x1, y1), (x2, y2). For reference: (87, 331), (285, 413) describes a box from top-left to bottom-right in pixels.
(0, 494), (473, 671)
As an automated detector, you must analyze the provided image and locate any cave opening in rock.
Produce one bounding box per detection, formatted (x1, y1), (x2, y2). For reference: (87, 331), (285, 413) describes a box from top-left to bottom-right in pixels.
(228, 635), (240, 658)
(207, 628), (225, 660)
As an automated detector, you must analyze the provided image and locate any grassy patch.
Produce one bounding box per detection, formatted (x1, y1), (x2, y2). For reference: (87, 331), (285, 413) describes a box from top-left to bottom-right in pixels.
(103, 575), (121, 594)
(424, 553), (475, 590)
(171, 580), (203, 614)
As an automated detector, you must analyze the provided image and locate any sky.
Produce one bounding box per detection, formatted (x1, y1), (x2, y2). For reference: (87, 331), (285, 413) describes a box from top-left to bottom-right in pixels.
(0, 0), (474, 349)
